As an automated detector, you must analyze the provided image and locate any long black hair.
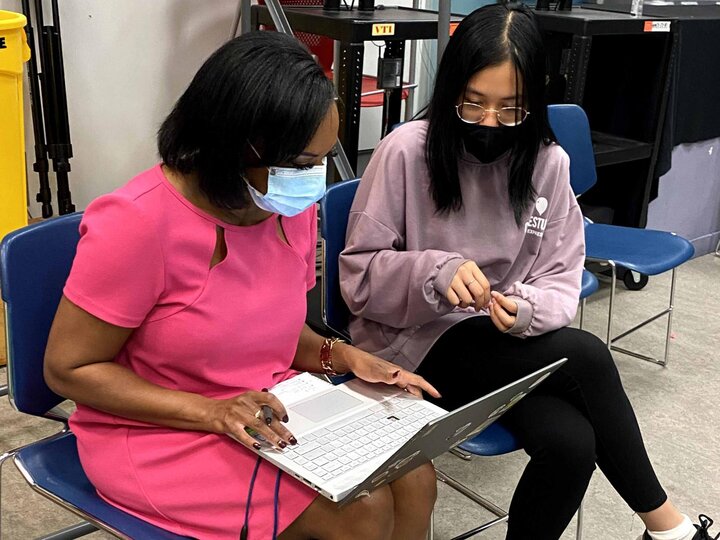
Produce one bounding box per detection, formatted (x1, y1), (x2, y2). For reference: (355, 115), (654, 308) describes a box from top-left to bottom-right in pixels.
(423, 3), (553, 225)
(158, 32), (335, 209)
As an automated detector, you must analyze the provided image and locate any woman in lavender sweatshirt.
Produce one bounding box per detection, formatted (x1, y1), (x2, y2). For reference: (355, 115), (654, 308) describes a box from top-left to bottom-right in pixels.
(339, 4), (709, 540)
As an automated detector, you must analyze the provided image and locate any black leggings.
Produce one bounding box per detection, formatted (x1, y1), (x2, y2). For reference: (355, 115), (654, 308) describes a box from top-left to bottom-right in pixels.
(416, 317), (667, 540)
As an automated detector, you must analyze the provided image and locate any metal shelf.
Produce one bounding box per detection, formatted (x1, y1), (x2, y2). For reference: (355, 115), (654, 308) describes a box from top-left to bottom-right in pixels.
(591, 131), (653, 166)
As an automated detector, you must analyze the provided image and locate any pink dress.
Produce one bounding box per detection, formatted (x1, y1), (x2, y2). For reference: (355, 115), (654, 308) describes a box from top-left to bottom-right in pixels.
(64, 165), (319, 539)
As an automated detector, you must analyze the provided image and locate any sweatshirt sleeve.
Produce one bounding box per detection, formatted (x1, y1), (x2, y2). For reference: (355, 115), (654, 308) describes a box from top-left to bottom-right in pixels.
(339, 130), (465, 329)
(503, 151), (585, 337)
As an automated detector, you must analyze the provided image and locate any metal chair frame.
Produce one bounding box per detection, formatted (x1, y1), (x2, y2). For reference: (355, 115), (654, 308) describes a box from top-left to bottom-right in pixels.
(548, 103), (694, 368)
(592, 257), (680, 367)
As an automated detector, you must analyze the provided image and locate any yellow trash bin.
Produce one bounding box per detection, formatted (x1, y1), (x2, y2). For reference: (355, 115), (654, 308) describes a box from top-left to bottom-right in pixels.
(0, 10), (31, 241)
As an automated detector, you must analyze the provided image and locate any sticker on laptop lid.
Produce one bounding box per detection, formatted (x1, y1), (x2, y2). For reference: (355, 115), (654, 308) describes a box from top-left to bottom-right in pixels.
(528, 372), (552, 390)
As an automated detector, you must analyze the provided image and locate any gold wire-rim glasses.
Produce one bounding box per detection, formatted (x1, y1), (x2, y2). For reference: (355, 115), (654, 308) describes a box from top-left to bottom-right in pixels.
(455, 102), (530, 127)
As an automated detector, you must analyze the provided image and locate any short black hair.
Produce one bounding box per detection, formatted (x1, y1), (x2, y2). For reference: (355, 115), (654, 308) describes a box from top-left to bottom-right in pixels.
(158, 31), (335, 209)
(423, 3), (554, 225)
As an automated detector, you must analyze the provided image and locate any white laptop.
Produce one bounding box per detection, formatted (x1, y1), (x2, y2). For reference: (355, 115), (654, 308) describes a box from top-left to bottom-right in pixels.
(250, 358), (566, 505)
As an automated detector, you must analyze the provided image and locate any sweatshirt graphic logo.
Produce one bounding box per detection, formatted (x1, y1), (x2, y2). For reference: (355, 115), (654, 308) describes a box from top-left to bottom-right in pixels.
(525, 197), (548, 238)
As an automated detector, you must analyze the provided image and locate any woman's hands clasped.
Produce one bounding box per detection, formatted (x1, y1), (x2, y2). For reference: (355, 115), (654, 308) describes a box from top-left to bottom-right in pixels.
(210, 390), (296, 451)
(446, 261), (491, 311)
(446, 261), (519, 333)
(488, 291), (518, 333)
(334, 344), (441, 399)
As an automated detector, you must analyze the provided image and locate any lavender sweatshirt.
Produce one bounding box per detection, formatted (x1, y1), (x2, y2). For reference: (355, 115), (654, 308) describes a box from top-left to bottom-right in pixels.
(339, 120), (585, 372)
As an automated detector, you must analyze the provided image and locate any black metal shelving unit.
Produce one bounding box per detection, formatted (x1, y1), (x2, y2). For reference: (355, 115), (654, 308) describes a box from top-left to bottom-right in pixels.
(536, 7), (677, 228)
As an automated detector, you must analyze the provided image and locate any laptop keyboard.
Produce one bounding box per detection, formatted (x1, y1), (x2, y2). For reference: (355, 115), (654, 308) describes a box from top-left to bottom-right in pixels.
(280, 399), (441, 481)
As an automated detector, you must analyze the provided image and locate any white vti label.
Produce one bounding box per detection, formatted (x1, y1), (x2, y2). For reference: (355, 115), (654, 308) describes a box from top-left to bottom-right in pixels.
(644, 20), (671, 32)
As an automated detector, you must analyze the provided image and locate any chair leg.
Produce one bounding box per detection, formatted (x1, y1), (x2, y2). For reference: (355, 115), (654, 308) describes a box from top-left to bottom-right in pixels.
(436, 468), (508, 518)
(38, 522), (98, 540)
(662, 267), (678, 367)
(606, 261), (617, 348)
(449, 447), (473, 461)
(594, 255), (678, 365)
(428, 509), (435, 540)
(608, 266), (680, 367)
(0, 449), (20, 540)
(578, 298), (587, 330)
(576, 498), (585, 540)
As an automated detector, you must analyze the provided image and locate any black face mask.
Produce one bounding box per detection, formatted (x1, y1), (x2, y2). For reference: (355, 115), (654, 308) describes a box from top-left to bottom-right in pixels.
(462, 124), (517, 163)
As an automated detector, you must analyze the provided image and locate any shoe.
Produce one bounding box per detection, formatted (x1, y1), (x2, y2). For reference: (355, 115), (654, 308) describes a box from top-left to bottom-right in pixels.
(693, 516), (719, 540)
(638, 515), (718, 540)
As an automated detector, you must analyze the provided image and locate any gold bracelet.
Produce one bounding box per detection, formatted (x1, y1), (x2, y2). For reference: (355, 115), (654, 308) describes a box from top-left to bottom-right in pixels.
(320, 337), (345, 377)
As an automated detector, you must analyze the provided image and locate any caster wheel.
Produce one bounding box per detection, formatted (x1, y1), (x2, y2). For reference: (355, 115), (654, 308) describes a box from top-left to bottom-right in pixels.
(622, 270), (648, 291)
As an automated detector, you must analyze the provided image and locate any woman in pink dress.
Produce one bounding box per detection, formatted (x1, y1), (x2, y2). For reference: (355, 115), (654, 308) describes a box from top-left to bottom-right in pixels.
(44, 31), (438, 540)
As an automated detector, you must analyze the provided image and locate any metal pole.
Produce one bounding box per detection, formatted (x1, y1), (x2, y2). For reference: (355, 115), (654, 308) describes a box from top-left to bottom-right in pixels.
(264, 0), (355, 179)
(48, 0), (75, 215)
(437, 0), (451, 66)
(332, 141), (355, 181)
(576, 499), (585, 540)
(231, 0), (242, 37)
(21, 0), (53, 217)
(404, 0), (420, 121)
(33, 0), (75, 215)
(663, 267), (677, 367)
(38, 522), (98, 540)
(265, 0), (294, 35)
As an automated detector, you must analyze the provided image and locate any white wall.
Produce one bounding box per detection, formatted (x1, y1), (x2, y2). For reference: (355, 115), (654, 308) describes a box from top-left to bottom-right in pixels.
(1, 0), (238, 213)
(647, 138), (720, 256)
(0, 0), (434, 213)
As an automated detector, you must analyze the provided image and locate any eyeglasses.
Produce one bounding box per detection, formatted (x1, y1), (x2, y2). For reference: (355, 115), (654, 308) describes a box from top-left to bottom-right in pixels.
(455, 102), (530, 127)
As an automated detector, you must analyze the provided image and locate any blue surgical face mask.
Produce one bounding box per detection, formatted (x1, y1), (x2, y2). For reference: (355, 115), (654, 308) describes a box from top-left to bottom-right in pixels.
(245, 161), (327, 217)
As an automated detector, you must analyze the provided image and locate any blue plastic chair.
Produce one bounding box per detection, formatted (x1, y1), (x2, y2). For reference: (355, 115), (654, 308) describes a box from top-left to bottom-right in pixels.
(0, 213), (189, 540)
(548, 104), (695, 366)
(320, 180), (593, 539)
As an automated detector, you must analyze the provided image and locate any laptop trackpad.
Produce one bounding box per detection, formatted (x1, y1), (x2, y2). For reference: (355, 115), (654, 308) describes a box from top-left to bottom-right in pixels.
(291, 389), (364, 423)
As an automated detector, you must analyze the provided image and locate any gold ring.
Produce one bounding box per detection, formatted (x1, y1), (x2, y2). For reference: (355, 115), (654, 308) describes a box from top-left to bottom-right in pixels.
(254, 409), (264, 420)
(466, 279), (476, 287)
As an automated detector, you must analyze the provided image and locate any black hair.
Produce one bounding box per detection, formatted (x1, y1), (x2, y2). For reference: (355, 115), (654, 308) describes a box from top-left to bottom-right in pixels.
(423, 3), (554, 225)
(158, 32), (335, 209)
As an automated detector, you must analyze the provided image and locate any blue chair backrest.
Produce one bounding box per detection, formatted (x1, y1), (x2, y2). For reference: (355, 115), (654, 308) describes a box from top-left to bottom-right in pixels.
(0, 213), (83, 417)
(547, 104), (597, 197)
(319, 179), (360, 339)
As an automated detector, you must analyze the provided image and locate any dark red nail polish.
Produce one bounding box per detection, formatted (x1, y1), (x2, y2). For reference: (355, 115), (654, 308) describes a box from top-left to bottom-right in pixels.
(289, 436), (298, 445)
(261, 388), (268, 392)
(279, 441), (287, 449)
(282, 415), (289, 423)
(253, 443), (261, 450)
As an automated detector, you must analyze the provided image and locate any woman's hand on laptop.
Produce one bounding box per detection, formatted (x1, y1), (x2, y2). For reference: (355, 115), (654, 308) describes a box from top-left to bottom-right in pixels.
(209, 390), (297, 451)
(334, 344), (441, 399)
